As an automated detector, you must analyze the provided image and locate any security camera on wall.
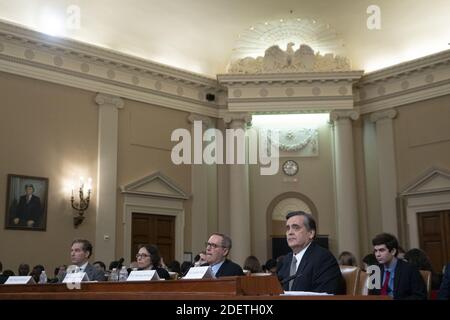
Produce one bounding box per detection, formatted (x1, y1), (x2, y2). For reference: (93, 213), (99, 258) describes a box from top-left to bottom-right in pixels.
(205, 93), (215, 101)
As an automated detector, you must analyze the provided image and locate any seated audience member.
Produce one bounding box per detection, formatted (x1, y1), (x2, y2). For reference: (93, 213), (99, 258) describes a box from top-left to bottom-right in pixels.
(194, 251), (207, 267)
(18, 263), (30, 276)
(180, 261), (193, 276)
(338, 251), (357, 266)
(2, 269), (15, 277)
(369, 233), (426, 300)
(277, 211), (343, 294)
(243, 255), (263, 274)
(30, 265), (44, 283)
(49, 265), (66, 283)
(405, 248), (442, 290)
(136, 244), (170, 280)
(200, 233), (244, 277)
(93, 261), (106, 273)
(361, 253), (378, 271)
(168, 260), (181, 275)
(63, 239), (106, 282)
(0, 261), (7, 284)
(438, 263), (450, 300)
(397, 246), (406, 261)
(263, 258), (277, 274)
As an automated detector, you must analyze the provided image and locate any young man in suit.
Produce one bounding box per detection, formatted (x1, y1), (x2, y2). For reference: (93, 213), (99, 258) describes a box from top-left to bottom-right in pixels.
(203, 233), (244, 277)
(369, 233), (426, 299)
(59, 239), (106, 282)
(277, 211), (343, 294)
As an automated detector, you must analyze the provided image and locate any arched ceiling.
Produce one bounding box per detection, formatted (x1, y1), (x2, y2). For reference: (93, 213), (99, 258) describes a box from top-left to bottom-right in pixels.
(0, 0), (449, 77)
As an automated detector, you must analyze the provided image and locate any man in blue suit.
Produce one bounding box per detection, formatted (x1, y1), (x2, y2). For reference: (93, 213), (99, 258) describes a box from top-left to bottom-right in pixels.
(277, 211), (343, 294)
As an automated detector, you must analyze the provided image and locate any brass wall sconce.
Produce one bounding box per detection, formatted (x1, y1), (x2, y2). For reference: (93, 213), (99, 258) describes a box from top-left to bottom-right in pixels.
(71, 177), (92, 228)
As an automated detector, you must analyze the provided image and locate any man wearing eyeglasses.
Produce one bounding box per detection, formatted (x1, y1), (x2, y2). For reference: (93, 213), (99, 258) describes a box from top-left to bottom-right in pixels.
(203, 233), (244, 277)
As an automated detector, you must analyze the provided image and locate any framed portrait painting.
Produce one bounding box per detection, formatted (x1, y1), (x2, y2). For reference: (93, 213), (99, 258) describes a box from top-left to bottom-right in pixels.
(4, 174), (49, 231)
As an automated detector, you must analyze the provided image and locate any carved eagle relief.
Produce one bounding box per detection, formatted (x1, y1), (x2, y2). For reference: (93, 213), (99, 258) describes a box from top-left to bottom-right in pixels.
(228, 43), (350, 74)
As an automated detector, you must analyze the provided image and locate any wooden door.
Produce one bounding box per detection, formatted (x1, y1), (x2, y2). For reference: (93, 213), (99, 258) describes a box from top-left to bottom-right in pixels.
(131, 213), (175, 265)
(417, 210), (450, 272)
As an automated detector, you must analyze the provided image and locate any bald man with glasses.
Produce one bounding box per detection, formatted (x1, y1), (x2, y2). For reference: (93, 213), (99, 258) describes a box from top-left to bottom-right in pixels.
(201, 233), (244, 278)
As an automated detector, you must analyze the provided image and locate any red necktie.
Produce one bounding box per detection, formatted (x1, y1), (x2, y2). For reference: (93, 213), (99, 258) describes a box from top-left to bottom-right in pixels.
(380, 270), (391, 295)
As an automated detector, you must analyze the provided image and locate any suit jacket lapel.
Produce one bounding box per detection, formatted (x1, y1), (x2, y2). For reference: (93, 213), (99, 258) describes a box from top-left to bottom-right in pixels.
(296, 242), (314, 275)
(393, 260), (402, 297)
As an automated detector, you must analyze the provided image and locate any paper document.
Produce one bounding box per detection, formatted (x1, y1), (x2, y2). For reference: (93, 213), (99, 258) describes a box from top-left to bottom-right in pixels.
(281, 291), (333, 296)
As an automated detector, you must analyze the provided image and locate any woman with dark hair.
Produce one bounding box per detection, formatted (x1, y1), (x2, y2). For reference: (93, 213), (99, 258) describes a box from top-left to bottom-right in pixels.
(338, 251), (357, 266)
(405, 248), (442, 290)
(243, 255), (263, 274)
(136, 244), (170, 280)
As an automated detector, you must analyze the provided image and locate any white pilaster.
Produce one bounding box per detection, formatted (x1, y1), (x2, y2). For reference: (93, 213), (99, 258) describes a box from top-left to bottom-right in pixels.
(330, 110), (360, 258)
(223, 113), (251, 265)
(188, 114), (213, 256)
(94, 93), (124, 263)
(370, 109), (399, 236)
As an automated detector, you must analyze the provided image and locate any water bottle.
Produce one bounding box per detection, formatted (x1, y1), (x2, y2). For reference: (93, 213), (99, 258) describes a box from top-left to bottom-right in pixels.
(39, 270), (47, 284)
(110, 268), (118, 281)
(119, 266), (128, 281)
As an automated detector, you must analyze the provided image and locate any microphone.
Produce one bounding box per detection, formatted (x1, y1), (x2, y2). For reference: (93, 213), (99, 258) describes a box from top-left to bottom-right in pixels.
(117, 258), (124, 268)
(280, 273), (302, 285)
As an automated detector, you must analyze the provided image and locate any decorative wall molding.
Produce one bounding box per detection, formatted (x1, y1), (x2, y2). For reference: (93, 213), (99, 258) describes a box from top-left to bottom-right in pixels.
(187, 113), (214, 128)
(400, 167), (450, 196)
(95, 93), (124, 109)
(330, 110), (360, 122)
(356, 50), (450, 114)
(120, 171), (190, 200)
(0, 21), (224, 117)
(369, 109), (397, 123)
(218, 71), (363, 113)
(1, 21), (450, 117)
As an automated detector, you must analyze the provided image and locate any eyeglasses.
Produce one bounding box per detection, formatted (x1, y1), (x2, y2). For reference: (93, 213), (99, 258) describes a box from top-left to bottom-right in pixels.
(205, 242), (224, 249)
(136, 253), (150, 259)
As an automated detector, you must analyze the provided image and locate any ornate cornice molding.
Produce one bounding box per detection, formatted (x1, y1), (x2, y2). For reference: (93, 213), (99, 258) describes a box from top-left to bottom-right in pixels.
(329, 110), (360, 122)
(0, 21), (224, 117)
(369, 109), (397, 123)
(356, 50), (450, 114)
(218, 71), (363, 113)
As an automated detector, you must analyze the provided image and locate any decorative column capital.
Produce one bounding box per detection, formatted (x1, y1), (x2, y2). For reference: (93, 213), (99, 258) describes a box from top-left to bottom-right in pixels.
(369, 109), (397, 123)
(330, 110), (359, 122)
(187, 113), (214, 129)
(222, 112), (252, 127)
(95, 93), (124, 109)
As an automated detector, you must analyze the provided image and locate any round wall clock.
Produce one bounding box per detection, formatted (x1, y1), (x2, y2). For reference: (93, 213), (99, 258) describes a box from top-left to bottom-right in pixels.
(282, 160), (299, 176)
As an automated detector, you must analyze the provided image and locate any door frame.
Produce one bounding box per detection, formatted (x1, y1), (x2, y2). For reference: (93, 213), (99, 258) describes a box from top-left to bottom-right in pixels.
(399, 168), (450, 249)
(123, 194), (184, 265)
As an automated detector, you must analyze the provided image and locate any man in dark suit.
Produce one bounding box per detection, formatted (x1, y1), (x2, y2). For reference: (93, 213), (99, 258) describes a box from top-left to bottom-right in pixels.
(277, 211), (343, 294)
(438, 263), (450, 300)
(13, 184), (42, 228)
(59, 239), (106, 282)
(203, 233), (244, 277)
(369, 233), (426, 300)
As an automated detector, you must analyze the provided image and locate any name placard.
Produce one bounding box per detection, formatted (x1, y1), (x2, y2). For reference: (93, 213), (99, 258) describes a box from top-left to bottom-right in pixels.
(183, 266), (213, 279)
(126, 270), (160, 281)
(4, 276), (36, 285)
(62, 272), (89, 283)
